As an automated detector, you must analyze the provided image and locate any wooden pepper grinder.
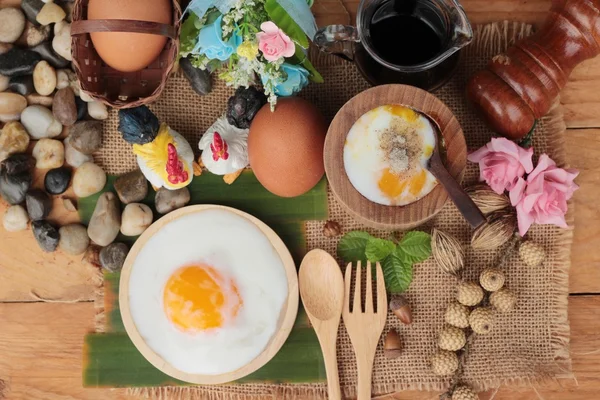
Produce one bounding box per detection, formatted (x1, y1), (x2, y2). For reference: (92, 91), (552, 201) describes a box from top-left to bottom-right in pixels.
(467, 0), (600, 140)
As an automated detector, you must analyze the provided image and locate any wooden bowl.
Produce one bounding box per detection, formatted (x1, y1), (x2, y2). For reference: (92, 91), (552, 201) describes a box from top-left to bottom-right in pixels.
(119, 205), (299, 384)
(324, 84), (467, 230)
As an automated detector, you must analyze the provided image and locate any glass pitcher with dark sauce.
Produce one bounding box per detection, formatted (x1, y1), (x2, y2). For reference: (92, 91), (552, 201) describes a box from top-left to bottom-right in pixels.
(314, 0), (473, 91)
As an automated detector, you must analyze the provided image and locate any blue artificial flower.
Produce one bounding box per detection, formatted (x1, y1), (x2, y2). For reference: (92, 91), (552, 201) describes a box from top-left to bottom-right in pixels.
(264, 63), (310, 97)
(193, 15), (241, 61)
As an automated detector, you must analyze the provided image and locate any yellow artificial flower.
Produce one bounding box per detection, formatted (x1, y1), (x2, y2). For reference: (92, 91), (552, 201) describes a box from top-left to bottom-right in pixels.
(237, 41), (259, 60)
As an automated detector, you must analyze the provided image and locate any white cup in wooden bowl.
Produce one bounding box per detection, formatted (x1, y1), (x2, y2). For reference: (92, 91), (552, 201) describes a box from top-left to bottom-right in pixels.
(324, 84), (467, 230)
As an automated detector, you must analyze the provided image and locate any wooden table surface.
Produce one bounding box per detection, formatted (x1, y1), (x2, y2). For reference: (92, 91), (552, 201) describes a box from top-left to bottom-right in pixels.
(1, 0), (599, 399)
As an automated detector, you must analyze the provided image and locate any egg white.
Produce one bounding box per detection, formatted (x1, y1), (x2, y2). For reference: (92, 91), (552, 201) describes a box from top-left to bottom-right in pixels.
(128, 209), (288, 375)
(343, 105), (438, 206)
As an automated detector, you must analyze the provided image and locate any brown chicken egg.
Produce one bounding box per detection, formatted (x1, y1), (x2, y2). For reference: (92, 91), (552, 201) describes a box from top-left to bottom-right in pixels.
(87, 0), (172, 72)
(248, 97), (327, 197)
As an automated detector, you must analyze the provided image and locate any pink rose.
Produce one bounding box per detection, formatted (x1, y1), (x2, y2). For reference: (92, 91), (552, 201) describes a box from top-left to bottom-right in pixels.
(256, 21), (295, 62)
(468, 137), (534, 194)
(509, 154), (579, 236)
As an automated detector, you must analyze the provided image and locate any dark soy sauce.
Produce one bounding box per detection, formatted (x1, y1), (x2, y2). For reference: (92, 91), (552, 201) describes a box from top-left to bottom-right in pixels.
(367, 0), (443, 66)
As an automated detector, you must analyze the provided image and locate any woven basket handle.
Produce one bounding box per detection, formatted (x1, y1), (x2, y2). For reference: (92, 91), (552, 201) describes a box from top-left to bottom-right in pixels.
(71, 19), (177, 39)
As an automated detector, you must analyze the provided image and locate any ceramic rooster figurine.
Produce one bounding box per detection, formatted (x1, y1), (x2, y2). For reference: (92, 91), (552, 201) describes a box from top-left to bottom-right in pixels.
(199, 116), (249, 184)
(118, 106), (194, 190)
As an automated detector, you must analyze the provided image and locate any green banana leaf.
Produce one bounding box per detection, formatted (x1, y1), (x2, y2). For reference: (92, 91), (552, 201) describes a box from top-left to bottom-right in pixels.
(291, 45), (324, 83)
(79, 171), (328, 228)
(83, 308), (325, 387)
(265, 0), (310, 49)
(81, 169), (329, 387)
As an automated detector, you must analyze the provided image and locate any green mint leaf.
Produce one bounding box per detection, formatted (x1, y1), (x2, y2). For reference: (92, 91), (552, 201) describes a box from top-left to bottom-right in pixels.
(365, 238), (396, 262)
(337, 231), (372, 263)
(381, 247), (413, 293)
(397, 231), (432, 264)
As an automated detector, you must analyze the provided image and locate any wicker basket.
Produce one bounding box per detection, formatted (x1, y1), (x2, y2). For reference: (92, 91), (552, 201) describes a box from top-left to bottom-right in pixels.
(71, 0), (182, 109)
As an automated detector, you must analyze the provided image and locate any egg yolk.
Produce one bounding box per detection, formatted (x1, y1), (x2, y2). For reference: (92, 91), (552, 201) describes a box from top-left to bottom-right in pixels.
(378, 168), (408, 199)
(383, 105), (419, 122)
(163, 265), (242, 332)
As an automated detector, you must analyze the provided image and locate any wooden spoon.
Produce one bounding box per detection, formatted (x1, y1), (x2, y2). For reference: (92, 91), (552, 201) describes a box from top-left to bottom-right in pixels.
(426, 119), (486, 229)
(299, 249), (344, 400)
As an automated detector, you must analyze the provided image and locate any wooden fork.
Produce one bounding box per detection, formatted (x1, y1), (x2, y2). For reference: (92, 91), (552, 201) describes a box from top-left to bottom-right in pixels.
(343, 261), (388, 400)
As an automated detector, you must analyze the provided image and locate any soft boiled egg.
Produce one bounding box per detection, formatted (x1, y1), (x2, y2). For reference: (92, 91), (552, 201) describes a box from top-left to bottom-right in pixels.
(127, 209), (288, 375)
(343, 105), (439, 206)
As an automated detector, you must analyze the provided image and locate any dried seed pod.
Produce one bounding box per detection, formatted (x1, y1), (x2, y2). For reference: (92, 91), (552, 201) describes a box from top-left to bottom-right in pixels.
(519, 240), (546, 267)
(452, 385), (478, 400)
(389, 295), (412, 325)
(432, 228), (464, 276)
(431, 350), (459, 376)
(479, 268), (505, 292)
(471, 211), (516, 250)
(490, 288), (517, 312)
(469, 307), (494, 334)
(456, 281), (484, 306)
(465, 184), (511, 215)
(323, 220), (342, 237)
(445, 301), (470, 328)
(383, 328), (402, 359)
(438, 325), (466, 351)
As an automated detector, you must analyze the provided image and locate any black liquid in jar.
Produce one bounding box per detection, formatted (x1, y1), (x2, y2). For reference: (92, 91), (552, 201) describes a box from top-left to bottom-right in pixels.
(367, 0), (443, 66)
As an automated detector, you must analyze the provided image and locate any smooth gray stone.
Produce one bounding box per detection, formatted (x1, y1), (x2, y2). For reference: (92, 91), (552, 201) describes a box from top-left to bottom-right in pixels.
(180, 57), (212, 96)
(0, 170), (31, 205)
(1, 154), (32, 175)
(99, 242), (129, 272)
(44, 167), (71, 195)
(32, 220), (59, 252)
(25, 188), (52, 221)
(8, 75), (34, 96)
(0, 48), (41, 77)
(21, 0), (44, 25)
(31, 42), (69, 69)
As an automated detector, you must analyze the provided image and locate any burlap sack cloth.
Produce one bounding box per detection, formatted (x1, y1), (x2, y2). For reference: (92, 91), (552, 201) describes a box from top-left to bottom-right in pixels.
(96, 21), (574, 399)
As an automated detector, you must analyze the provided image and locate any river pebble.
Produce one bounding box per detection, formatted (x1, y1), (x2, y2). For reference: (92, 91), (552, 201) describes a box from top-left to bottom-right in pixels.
(0, 122), (30, 162)
(36, 2), (66, 25)
(25, 188), (52, 220)
(58, 223), (90, 255)
(72, 161), (106, 197)
(21, 105), (62, 139)
(87, 101), (108, 120)
(52, 20), (71, 61)
(69, 120), (102, 154)
(0, 8), (26, 44)
(3, 205), (29, 232)
(32, 138), (64, 169)
(155, 187), (191, 214)
(32, 60), (56, 95)
(32, 220), (59, 252)
(0, 93), (27, 120)
(121, 203), (153, 236)
(8, 75), (35, 96)
(52, 87), (76, 126)
(16, 21), (51, 47)
(114, 169), (147, 204)
(44, 166), (71, 194)
(99, 242), (129, 272)
(0, 48), (41, 77)
(87, 192), (121, 246)
(64, 135), (92, 168)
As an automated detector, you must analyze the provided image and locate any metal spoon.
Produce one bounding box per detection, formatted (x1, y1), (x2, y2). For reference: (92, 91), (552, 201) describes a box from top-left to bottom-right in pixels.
(426, 121), (486, 229)
(299, 249), (344, 400)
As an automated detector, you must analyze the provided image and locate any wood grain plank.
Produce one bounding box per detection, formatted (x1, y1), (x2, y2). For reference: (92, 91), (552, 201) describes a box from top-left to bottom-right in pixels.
(0, 168), (99, 302)
(0, 302), (126, 400)
(314, 0), (552, 27)
(1, 297), (597, 399)
(565, 130), (600, 293)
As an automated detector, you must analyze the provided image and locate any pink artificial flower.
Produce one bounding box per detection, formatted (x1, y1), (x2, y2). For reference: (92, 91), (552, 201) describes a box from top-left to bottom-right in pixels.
(467, 137), (534, 194)
(256, 21), (295, 62)
(509, 154), (579, 236)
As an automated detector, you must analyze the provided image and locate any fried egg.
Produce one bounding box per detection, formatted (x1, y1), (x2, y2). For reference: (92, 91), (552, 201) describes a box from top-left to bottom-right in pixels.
(127, 209), (288, 375)
(344, 105), (439, 206)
